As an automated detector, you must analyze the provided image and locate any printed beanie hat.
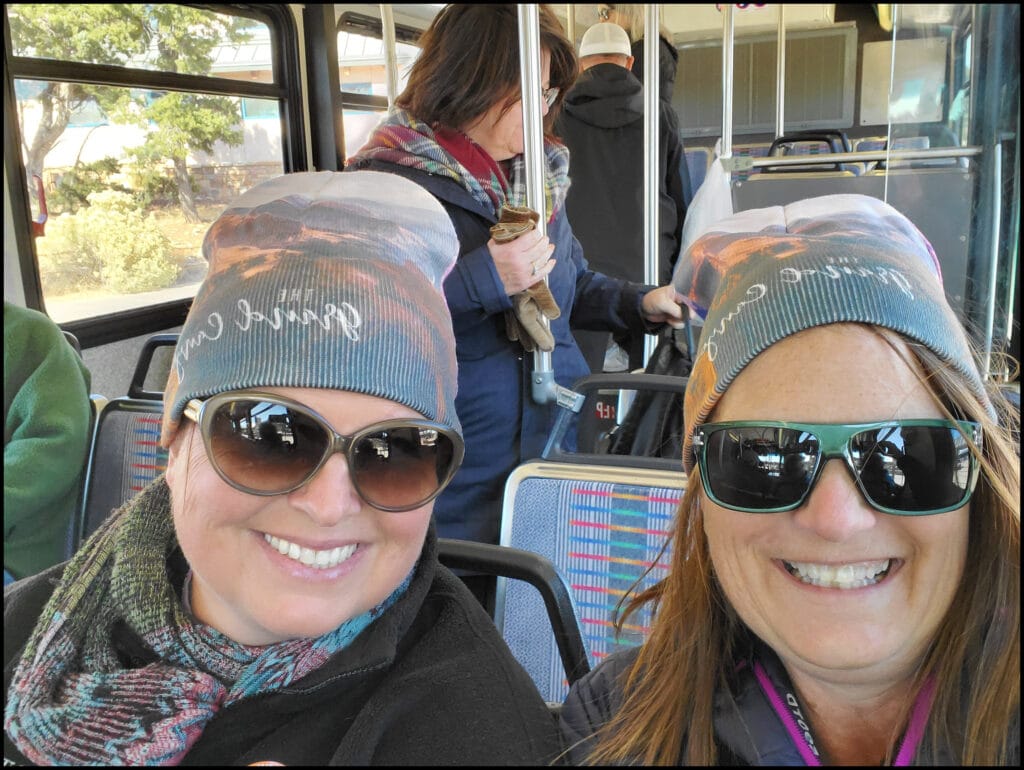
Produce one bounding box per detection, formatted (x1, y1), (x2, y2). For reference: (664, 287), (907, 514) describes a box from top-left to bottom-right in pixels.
(161, 170), (461, 447)
(673, 193), (993, 473)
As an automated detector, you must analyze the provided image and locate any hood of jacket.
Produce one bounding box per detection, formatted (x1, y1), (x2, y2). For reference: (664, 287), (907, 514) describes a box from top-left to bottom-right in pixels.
(562, 62), (644, 130)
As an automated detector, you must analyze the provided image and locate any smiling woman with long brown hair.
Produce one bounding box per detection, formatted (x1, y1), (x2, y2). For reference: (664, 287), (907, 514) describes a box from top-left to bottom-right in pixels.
(560, 194), (1020, 766)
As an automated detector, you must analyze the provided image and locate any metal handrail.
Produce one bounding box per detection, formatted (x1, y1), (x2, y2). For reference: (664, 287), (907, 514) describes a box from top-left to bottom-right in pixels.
(642, 3), (660, 364)
(720, 6), (735, 159)
(721, 145), (981, 171)
(775, 6), (786, 139)
(517, 4), (583, 411)
(379, 4), (398, 109)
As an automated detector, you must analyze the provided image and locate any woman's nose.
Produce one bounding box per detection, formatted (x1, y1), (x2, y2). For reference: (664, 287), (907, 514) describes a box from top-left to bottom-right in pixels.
(287, 452), (363, 526)
(791, 460), (878, 542)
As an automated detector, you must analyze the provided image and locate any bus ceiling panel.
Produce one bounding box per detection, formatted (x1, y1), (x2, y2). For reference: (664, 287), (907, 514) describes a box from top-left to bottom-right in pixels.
(666, 5), (836, 42)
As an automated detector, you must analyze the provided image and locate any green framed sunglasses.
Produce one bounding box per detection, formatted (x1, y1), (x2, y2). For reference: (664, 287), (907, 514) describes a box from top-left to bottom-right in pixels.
(691, 419), (982, 515)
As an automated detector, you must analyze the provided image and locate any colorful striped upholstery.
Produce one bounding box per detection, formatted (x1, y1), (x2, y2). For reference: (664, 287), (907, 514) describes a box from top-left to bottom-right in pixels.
(684, 146), (711, 196)
(499, 462), (686, 703)
(73, 398), (168, 553)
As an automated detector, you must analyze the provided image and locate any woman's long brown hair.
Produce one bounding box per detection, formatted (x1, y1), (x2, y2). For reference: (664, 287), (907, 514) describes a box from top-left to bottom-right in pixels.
(581, 326), (1020, 765)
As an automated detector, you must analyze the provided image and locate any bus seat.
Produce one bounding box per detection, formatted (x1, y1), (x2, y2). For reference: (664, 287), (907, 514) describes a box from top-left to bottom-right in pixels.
(853, 136), (888, 173)
(69, 398), (168, 555)
(436, 537), (590, 709)
(66, 334), (177, 556)
(730, 142), (771, 181)
(495, 373), (688, 702)
(128, 333), (179, 399)
(62, 329), (82, 356)
(764, 130), (860, 175)
(499, 460), (684, 704)
(683, 146), (711, 196)
(854, 136), (888, 153)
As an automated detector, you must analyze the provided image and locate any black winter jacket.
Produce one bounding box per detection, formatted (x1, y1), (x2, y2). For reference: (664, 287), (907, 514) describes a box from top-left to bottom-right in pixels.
(4, 526), (562, 766)
(556, 63), (688, 287)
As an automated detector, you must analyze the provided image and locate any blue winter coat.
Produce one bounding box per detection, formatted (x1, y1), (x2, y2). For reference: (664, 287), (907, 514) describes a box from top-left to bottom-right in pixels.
(348, 159), (654, 545)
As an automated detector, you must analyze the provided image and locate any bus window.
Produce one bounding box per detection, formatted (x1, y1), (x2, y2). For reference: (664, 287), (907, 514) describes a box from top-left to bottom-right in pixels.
(336, 6), (438, 160)
(6, 4), (295, 328)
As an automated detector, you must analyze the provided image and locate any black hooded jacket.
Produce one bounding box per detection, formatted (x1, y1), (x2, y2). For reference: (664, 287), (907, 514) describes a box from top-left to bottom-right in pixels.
(4, 513), (562, 766)
(555, 62), (687, 287)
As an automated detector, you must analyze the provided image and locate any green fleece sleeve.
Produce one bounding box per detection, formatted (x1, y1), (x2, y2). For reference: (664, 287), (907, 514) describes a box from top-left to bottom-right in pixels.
(4, 302), (93, 579)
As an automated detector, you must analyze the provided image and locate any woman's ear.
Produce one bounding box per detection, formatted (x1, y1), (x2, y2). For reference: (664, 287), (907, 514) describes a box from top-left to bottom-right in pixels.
(164, 422), (194, 489)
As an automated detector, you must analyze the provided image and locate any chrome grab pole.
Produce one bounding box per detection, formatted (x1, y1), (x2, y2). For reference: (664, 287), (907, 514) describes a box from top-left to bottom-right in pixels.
(982, 144), (1002, 380)
(721, 4), (735, 164)
(517, 5), (583, 412)
(642, 3), (661, 365)
(379, 5), (398, 109)
(775, 5), (786, 140)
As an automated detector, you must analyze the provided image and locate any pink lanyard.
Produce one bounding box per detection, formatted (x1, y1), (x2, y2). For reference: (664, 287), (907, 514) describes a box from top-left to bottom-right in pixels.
(753, 660), (937, 766)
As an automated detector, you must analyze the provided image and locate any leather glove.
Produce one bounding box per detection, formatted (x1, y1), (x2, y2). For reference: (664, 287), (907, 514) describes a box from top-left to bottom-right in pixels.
(490, 204), (561, 353)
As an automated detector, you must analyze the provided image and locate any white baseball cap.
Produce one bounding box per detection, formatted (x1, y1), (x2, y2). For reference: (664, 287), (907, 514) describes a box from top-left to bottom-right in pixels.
(579, 22), (632, 58)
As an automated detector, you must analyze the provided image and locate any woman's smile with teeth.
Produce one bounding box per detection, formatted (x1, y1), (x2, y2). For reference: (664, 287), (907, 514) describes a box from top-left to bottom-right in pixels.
(264, 534), (358, 569)
(783, 559), (892, 589)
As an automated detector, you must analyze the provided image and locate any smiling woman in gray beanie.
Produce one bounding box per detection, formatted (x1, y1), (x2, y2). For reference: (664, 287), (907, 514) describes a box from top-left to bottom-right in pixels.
(560, 194), (1019, 766)
(3, 171), (562, 766)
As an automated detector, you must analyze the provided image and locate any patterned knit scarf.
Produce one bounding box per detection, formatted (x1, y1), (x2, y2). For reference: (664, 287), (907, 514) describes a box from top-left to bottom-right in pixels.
(4, 479), (410, 765)
(347, 108), (571, 223)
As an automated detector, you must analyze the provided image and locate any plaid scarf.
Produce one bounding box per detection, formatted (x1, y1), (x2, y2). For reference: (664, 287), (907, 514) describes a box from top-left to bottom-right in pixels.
(4, 479), (410, 765)
(347, 108), (570, 223)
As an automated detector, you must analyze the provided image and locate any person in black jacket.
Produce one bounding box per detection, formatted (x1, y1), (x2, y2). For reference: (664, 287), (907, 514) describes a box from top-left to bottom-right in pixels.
(3, 170), (562, 766)
(556, 20), (688, 372)
(559, 195), (1019, 765)
(599, 3), (682, 108)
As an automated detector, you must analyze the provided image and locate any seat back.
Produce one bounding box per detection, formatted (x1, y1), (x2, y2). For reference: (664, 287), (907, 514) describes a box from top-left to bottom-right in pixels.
(67, 334), (178, 555)
(683, 146), (711, 197)
(436, 537), (590, 706)
(499, 461), (685, 703)
(765, 130), (860, 174)
(70, 398), (168, 553)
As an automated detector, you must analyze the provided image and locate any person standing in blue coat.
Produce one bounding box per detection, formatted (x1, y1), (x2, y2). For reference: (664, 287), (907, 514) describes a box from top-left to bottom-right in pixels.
(348, 4), (685, 609)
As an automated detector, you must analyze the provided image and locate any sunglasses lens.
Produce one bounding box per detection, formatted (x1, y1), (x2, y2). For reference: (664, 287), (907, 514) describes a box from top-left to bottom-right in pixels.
(207, 400), (329, 493)
(352, 426), (457, 510)
(203, 398), (460, 507)
(703, 427), (818, 510)
(851, 425), (973, 512)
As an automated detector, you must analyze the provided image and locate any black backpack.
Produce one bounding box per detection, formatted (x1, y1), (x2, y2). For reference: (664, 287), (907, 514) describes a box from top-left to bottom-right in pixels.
(605, 328), (692, 459)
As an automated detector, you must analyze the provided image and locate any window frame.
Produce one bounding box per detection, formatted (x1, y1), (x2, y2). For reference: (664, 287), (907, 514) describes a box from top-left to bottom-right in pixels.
(3, 3), (306, 347)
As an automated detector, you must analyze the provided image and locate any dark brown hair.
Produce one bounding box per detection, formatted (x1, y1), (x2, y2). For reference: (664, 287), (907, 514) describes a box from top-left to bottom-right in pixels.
(396, 4), (577, 133)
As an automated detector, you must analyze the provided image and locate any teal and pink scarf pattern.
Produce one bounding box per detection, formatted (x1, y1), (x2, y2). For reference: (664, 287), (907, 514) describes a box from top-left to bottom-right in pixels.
(4, 479), (412, 765)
